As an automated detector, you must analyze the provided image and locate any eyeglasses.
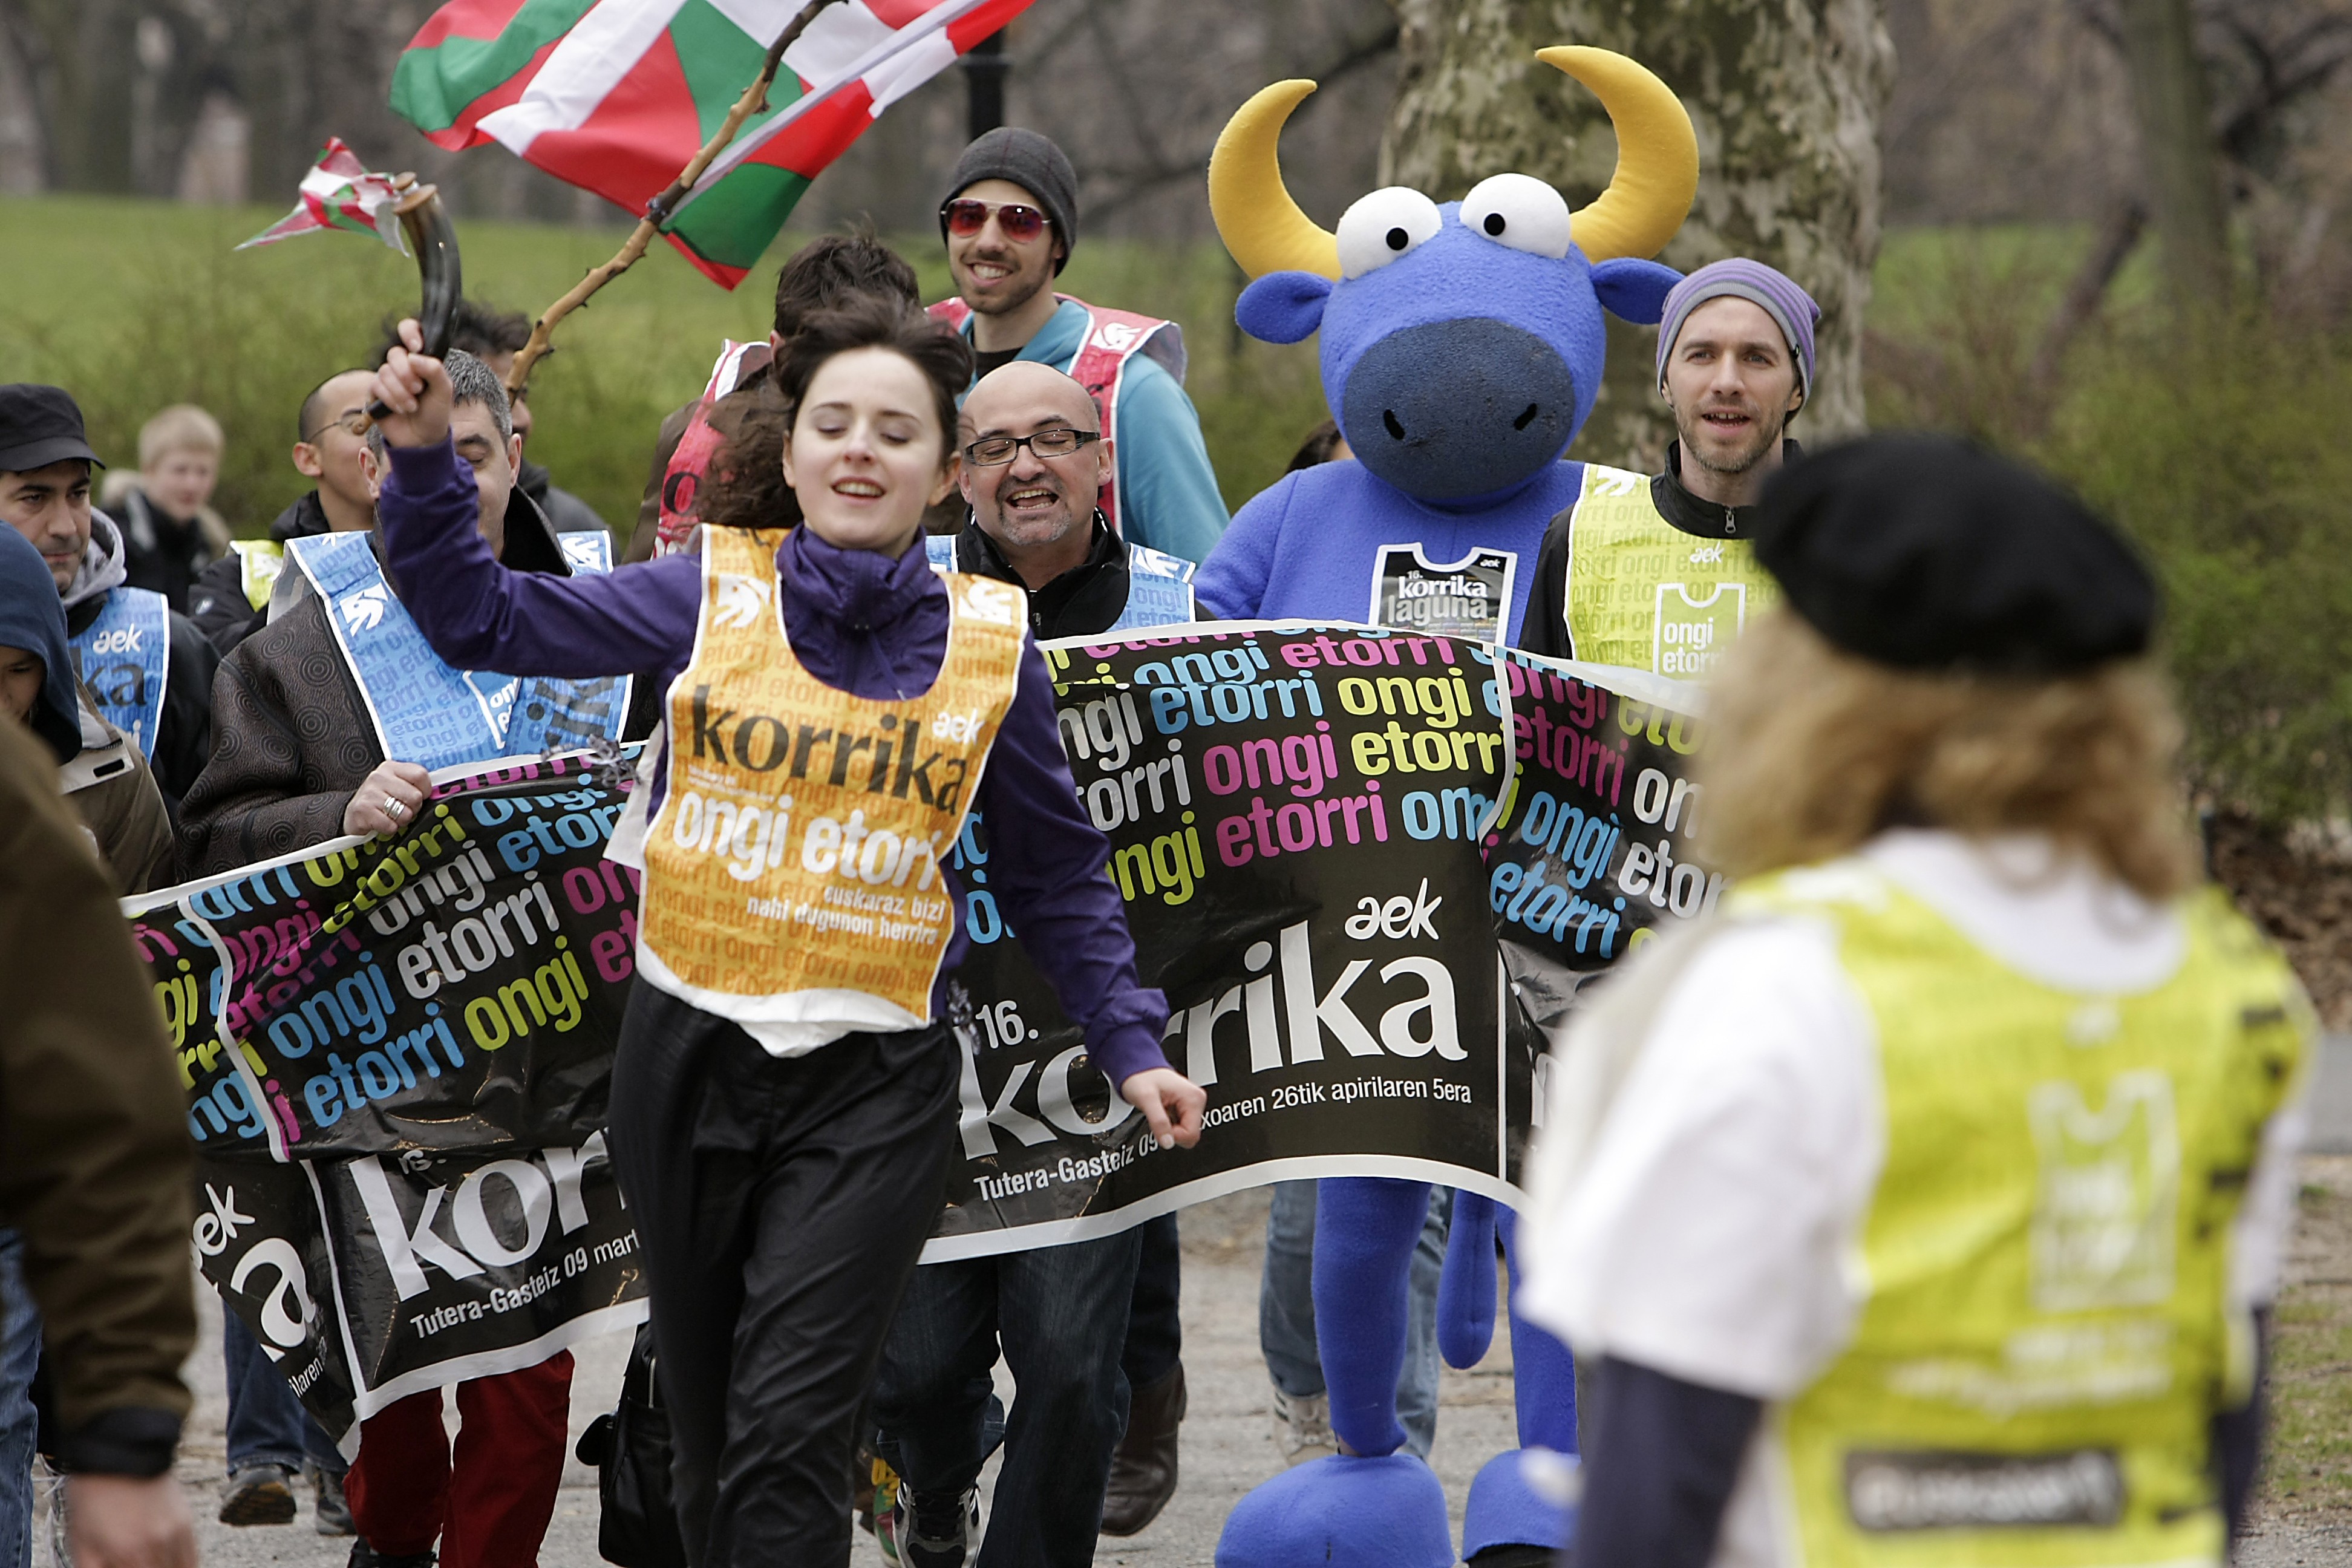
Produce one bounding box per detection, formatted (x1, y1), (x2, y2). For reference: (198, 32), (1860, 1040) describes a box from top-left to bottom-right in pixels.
(964, 428), (1099, 466)
(941, 199), (1051, 243)
(300, 409), (370, 444)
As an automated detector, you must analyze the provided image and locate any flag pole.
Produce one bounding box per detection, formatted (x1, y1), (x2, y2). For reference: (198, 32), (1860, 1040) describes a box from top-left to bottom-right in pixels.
(503, 0), (846, 399)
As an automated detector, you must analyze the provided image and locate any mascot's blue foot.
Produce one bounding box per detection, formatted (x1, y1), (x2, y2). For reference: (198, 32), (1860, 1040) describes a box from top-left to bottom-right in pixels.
(1462, 1449), (1579, 1565)
(1214, 1453), (1454, 1568)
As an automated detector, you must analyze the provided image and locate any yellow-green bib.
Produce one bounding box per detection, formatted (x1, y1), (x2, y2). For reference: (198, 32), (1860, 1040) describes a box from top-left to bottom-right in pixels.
(1558, 462), (1778, 675)
(1728, 867), (2307, 1568)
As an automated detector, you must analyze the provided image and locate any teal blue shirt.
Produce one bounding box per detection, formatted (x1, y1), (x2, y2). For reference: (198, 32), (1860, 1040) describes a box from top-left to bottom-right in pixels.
(955, 298), (1230, 566)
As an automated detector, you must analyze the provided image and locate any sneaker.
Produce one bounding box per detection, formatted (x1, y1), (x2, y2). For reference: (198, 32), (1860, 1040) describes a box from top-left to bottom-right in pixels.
(891, 1483), (980, 1568)
(1269, 1381), (1337, 1466)
(219, 1463), (297, 1526)
(310, 1463), (355, 1537)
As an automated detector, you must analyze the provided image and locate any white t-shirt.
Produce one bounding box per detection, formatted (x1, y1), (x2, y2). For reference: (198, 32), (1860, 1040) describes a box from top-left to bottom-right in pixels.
(1518, 829), (2308, 1568)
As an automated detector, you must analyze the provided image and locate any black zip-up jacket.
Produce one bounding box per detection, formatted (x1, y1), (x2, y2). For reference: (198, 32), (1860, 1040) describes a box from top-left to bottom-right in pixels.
(947, 511), (1133, 641)
(1518, 440), (1802, 664)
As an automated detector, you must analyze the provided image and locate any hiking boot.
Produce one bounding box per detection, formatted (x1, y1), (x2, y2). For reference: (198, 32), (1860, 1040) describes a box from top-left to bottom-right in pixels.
(218, 1464), (296, 1526)
(310, 1462), (354, 1536)
(892, 1483), (981, 1568)
(1269, 1380), (1336, 1466)
(1101, 1362), (1186, 1535)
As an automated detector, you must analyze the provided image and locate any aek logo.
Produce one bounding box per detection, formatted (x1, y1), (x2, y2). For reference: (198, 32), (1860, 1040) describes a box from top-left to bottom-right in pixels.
(932, 708), (984, 743)
(197, 1184), (319, 1359)
(1093, 321), (1142, 352)
(341, 584), (391, 633)
(956, 915), (1464, 1157)
(1687, 544), (1725, 567)
(713, 573), (770, 630)
(87, 626), (145, 655)
(1593, 469), (1641, 498)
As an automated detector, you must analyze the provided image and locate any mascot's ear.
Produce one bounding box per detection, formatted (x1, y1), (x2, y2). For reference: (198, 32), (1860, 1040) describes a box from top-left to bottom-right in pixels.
(1590, 258), (1681, 326)
(1236, 271), (1334, 345)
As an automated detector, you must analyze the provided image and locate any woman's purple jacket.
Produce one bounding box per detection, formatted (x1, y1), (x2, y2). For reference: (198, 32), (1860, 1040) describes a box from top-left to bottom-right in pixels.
(377, 437), (1171, 1085)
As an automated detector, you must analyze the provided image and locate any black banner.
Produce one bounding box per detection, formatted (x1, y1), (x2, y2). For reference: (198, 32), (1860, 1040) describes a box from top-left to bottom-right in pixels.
(135, 751), (650, 1446)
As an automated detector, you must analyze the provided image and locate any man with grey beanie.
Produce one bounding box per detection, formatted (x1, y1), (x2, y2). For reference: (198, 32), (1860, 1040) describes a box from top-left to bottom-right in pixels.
(1518, 258), (1817, 671)
(927, 127), (1229, 566)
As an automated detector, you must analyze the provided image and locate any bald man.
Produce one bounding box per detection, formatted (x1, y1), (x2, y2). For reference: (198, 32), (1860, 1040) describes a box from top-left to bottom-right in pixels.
(929, 362), (1197, 642)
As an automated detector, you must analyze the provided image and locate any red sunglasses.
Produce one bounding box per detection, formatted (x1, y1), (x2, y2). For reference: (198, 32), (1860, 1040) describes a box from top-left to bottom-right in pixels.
(940, 198), (1051, 243)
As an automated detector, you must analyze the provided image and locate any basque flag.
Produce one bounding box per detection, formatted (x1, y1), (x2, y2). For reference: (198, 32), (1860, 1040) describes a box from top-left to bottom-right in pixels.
(391, 0), (1033, 287)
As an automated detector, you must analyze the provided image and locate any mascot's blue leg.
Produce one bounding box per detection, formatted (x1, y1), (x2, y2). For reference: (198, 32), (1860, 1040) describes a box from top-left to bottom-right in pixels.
(1311, 1175), (1429, 1457)
(1217, 1175), (1453, 1568)
(1456, 1207), (1581, 1566)
(1500, 1207), (1578, 1454)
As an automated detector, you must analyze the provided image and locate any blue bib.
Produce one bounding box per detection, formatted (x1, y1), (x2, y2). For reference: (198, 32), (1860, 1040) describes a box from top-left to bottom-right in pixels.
(925, 535), (1197, 634)
(288, 532), (631, 771)
(71, 586), (171, 758)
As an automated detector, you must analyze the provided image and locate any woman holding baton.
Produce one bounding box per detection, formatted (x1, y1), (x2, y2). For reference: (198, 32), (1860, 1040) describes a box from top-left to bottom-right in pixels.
(365, 298), (1203, 1568)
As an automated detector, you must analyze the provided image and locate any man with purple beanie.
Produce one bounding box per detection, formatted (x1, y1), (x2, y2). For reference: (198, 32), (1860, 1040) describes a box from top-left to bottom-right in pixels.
(1518, 258), (1818, 671)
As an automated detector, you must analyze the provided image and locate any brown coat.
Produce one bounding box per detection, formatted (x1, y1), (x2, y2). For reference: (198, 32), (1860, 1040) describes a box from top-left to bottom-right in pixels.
(60, 687), (175, 894)
(0, 713), (195, 1472)
(177, 593), (381, 878)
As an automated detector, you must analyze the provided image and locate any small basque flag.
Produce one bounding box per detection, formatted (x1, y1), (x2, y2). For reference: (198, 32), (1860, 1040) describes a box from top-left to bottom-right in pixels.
(240, 138), (411, 253)
(390, 0), (1035, 289)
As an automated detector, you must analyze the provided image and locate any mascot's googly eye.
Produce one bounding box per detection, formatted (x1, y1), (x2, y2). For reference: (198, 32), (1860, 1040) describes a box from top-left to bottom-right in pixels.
(1459, 173), (1573, 260)
(1335, 188), (1443, 279)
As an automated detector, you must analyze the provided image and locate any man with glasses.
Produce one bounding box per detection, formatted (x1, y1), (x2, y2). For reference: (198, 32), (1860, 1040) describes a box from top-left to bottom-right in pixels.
(929, 361), (1195, 639)
(188, 368), (381, 655)
(930, 128), (1230, 566)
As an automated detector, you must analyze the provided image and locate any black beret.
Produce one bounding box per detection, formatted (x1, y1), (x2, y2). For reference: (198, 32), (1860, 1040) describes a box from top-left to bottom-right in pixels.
(1751, 434), (2157, 675)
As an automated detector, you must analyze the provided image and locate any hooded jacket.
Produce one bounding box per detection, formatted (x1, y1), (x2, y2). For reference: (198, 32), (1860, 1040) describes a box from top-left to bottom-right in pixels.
(0, 529), (173, 893)
(0, 710), (195, 1478)
(378, 434), (1172, 1086)
(62, 511), (218, 808)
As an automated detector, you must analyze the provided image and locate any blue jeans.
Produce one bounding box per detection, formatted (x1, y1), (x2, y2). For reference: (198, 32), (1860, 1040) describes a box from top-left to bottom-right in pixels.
(1, 1230), (42, 1568)
(222, 1311), (344, 1476)
(1259, 1181), (1446, 1459)
(871, 1230), (1142, 1568)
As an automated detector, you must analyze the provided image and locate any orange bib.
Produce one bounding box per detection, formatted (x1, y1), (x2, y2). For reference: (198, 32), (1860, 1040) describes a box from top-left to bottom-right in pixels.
(638, 527), (1027, 1040)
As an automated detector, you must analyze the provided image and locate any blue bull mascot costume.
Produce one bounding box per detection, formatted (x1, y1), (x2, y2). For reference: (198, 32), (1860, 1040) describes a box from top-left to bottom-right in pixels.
(1200, 46), (1700, 1568)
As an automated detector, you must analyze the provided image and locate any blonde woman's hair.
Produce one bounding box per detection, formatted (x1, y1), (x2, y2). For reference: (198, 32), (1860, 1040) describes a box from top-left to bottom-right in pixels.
(1701, 610), (2197, 901)
(138, 404), (224, 468)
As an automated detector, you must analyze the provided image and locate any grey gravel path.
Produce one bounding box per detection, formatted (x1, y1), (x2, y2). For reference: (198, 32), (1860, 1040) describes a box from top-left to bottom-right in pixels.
(152, 1050), (2352, 1568)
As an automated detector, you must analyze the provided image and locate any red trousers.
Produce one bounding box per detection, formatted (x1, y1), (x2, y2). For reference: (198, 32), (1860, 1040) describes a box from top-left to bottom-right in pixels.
(345, 1354), (574, 1568)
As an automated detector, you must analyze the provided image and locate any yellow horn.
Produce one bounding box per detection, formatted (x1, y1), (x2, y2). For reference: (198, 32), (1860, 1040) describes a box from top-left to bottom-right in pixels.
(1209, 80), (1341, 281)
(1538, 46), (1697, 262)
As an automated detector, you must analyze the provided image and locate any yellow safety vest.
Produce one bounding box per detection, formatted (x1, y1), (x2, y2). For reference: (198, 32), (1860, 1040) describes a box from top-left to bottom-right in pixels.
(232, 539), (285, 611)
(1726, 869), (2308, 1568)
(1557, 462), (1779, 675)
(638, 526), (1027, 1033)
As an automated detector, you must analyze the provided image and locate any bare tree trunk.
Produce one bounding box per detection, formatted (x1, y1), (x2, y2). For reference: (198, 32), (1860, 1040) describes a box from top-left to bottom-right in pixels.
(2115, 0), (2230, 304)
(1385, 0), (1895, 469)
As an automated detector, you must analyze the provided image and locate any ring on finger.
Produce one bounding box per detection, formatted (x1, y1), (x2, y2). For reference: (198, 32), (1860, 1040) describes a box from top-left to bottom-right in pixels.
(387, 797), (408, 822)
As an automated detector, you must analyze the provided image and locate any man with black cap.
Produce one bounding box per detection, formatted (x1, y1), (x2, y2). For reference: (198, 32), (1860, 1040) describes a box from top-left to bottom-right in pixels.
(1519, 434), (2308, 1568)
(0, 384), (218, 809)
(929, 128), (1229, 566)
(1518, 258), (1817, 671)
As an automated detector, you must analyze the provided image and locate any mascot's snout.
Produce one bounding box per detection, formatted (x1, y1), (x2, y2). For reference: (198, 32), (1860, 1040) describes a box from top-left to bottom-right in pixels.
(1342, 318), (1578, 500)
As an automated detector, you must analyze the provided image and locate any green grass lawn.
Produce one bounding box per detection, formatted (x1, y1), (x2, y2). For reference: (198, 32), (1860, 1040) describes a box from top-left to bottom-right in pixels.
(0, 193), (1325, 540)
